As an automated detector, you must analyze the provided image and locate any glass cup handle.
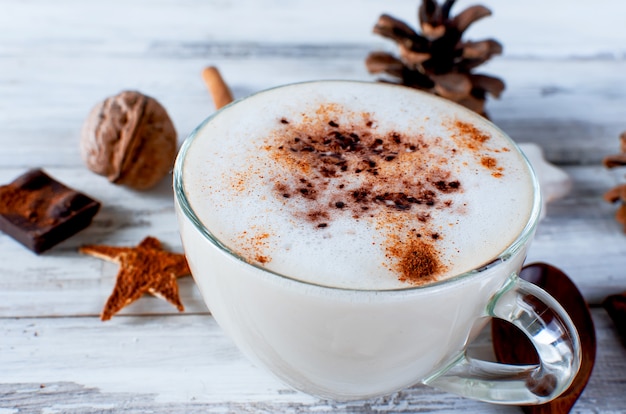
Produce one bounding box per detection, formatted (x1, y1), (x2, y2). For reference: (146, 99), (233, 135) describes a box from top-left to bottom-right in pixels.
(423, 273), (582, 405)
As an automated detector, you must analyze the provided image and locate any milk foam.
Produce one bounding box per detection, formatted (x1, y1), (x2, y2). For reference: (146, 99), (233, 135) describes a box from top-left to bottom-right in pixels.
(181, 81), (536, 290)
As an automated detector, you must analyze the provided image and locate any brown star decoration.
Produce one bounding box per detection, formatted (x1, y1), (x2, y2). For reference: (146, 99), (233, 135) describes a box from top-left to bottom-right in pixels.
(80, 236), (191, 321)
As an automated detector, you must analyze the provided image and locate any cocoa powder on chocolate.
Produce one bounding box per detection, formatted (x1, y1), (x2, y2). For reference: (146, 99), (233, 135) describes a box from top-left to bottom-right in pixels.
(0, 169), (101, 253)
(0, 174), (88, 228)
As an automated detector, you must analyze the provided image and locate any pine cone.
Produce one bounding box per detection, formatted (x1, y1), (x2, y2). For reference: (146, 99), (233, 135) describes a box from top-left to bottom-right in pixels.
(603, 132), (626, 231)
(366, 0), (504, 117)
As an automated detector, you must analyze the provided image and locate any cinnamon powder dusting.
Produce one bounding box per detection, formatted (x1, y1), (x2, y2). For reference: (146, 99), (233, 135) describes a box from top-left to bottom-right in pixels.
(452, 120), (490, 149)
(261, 103), (463, 285)
(0, 187), (60, 226)
(255, 255), (270, 264)
(450, 120), (505, 178)
(0, 183), (86, 228)
(396, 239), (443, 284)
(237, 230), (273, 265)
(481, 156), (497, 169)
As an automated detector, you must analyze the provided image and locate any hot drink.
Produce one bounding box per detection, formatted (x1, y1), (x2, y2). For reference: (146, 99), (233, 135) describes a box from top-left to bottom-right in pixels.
(174, 81), (579, 403)
(180, 81), (533, 290)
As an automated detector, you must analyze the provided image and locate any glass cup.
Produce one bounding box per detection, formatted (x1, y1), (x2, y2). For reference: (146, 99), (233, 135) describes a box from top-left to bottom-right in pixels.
(173, 81), (580, 404)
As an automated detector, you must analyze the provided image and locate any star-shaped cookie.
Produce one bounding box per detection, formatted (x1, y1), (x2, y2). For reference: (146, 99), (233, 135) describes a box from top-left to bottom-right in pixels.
(80, 236), (191, 321)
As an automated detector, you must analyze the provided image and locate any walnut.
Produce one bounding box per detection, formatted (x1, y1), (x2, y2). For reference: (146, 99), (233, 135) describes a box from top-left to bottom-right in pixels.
(80, 91), (177, 190)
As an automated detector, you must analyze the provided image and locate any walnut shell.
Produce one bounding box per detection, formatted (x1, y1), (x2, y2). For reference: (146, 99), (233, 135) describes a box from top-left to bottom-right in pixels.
(80, 91), (177, 190)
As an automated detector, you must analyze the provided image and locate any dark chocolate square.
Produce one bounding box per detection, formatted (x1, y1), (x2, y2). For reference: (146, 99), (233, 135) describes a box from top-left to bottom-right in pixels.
(0, 169), (101, 253)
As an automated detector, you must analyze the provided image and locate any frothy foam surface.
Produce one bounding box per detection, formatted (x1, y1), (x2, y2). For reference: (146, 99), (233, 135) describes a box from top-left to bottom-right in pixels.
(181, 81), (535, 290)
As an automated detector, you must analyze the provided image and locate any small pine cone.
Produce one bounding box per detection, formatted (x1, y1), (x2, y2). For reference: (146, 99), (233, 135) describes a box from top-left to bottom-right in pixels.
(366, 0), (504, 118)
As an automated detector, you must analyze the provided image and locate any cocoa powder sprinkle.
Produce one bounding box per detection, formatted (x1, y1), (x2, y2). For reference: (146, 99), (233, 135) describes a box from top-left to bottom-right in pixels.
(450, 119), (505, 178)
(265, 104), (464, 284)
(453, 120), (490, 146)
(394, 239), (443, 284)
(481, 156), (497, 169)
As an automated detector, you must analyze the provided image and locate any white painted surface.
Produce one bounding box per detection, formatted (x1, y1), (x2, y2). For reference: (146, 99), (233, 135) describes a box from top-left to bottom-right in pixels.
(1, 0), (625, 412)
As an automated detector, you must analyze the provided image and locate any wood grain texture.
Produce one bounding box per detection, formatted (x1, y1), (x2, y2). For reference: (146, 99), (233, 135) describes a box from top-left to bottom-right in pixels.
(1, 1), (625, 169)
(1, 310), (625, 413)
(1, 0), (626, 412)
(0, 164), (623, 319)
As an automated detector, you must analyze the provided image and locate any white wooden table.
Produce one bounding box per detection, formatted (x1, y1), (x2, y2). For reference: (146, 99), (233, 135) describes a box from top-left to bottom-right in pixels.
(1, 1), (626, 412)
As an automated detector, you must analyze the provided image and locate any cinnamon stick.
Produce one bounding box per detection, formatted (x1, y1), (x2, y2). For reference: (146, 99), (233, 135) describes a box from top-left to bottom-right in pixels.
(201, 66), (234, 110)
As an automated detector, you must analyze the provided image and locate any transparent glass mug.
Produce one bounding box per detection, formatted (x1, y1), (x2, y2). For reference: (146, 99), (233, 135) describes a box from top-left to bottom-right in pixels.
(173, 81), (580, 404)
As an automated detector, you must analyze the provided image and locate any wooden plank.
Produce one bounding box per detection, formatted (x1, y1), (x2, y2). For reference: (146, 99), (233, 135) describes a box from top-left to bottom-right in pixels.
(528, 165), (626, 304)
(0, 54), (624, 168)
(0, 55), (626, 168)
(0, 163), (622, 319)
(0, 0), (624, 412)
(1, 1), (625, 169)
(1, 0), (625, 57)
(1, 309), (624, 412)
(0, 166), (209, 318)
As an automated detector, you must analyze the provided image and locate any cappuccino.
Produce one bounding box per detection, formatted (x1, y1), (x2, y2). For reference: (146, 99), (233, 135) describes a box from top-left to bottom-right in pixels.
(181, 81), (535, 290)
(174, 82), (583, 402)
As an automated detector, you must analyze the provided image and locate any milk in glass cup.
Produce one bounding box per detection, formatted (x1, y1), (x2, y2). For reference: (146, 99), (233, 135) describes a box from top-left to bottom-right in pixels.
(174, 81), (580, 404)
